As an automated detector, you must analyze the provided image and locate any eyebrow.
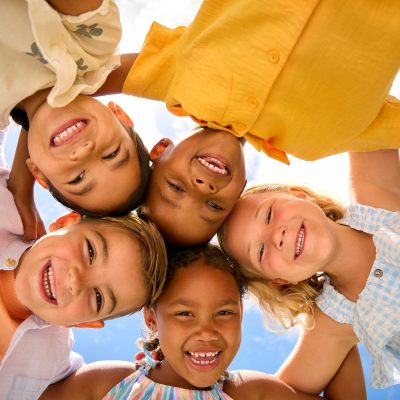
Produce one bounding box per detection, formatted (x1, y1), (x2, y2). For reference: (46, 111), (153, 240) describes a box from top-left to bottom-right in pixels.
(110, 151), (130, 171)
(68, 152), (130, 196)
(168, 298), (239, 307)
(95, 231), (117, 315)
(159, 190), (180, 209)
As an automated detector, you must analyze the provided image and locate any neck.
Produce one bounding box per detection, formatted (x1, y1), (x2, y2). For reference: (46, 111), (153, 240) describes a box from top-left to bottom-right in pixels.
(17, 89), (50, 121)
(324, 223), (375, 300)
(148, 360), (204, 390)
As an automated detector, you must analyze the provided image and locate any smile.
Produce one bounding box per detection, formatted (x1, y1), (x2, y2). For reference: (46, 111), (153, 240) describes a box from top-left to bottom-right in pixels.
(42, 262), (57, 303)
(186, 351), (221, 366)
(294, 225), (305, 258)
(51, 120), (87, 147)
(197, 155), (229, 176)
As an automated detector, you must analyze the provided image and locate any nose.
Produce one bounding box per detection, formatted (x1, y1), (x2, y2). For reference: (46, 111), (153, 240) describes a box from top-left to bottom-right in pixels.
(193, 318), (220, 341)
(68, 266), (84, 296)
(271, 225), (286, 250)
(69, 140), (95, 161)
(193, 176), (217, 194)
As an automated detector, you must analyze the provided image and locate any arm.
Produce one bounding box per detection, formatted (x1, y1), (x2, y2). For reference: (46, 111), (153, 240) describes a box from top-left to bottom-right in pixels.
(39, 360), (135, 400)
(7, 128), (46, 241)
(349, 150), (400, 211)
(94, 53), (139, 96)
(45, 0), (103, 16)
(323, 345), (366, 400)
(276, 307), (357, 395)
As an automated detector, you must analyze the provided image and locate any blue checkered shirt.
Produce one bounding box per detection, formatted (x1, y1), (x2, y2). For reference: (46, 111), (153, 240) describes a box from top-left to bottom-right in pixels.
(316, 204), (400, 388)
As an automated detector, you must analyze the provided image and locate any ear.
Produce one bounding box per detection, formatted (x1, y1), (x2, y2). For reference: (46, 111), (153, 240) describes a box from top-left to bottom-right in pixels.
(271, 278), (295, 286)
(288, 187), (307, 200)
(70, 320), (105, 329)
(149, 138), (174, 162)
(143, 306), (158, 331)
(26, 158), (48, 189)
(108, 101), (134, 129)
(49, 211), (82, 232)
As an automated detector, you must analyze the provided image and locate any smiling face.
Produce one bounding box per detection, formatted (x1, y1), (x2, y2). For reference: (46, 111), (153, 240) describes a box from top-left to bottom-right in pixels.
(26, 96), (141, 213)
(14, 220), (147, 326)
(144, 261), (242, 389)
(145, 128), (246, 244)
(222, 191), (339, 284)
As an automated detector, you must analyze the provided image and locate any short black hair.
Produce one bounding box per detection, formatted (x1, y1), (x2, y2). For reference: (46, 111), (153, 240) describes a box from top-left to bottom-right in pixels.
(47, 127), (151, 217)
(163, 243), (248, 300)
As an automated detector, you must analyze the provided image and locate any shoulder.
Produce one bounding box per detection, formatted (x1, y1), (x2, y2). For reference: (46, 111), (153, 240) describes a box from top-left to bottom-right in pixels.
(224, 370), (319, 400)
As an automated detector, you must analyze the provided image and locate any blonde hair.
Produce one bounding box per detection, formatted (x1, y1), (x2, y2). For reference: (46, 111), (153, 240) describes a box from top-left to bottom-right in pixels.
(219, 182), (345, 330)
(86, 213), (167, 309)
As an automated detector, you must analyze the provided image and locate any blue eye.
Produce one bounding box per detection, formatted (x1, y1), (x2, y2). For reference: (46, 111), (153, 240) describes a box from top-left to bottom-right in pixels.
(103, 146), (120, 160)
(68, 171), (84, 185)
(95, 289), (103, 312)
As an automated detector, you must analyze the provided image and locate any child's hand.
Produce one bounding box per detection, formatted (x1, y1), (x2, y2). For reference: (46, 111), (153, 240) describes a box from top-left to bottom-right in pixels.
(8, 128), (46, 242)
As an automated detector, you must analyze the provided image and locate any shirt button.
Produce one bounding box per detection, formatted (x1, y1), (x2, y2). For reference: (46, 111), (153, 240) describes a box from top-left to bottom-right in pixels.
(374, 268), (383, 278)
(269, 49), (280, 64)
(248, 97), (259, 108)
(5, 258), (16, 267)
(234, 122), (247, 131)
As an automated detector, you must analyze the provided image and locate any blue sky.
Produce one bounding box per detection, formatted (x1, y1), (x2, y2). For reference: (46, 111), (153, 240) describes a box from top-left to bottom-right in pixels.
(5, 1), (400, 398)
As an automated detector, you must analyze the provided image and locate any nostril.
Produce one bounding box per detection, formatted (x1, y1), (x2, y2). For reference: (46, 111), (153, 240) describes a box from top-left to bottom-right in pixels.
(196, 178), (204, 184)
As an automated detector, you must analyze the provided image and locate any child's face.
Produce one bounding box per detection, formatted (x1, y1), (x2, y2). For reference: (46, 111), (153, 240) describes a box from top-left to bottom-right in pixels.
(27, 96), (141, 213)
(145, 262), (242, 389)
(15, 221), (147, 326)
(146, 128), (246, 244)
(223, 191), (338, 284)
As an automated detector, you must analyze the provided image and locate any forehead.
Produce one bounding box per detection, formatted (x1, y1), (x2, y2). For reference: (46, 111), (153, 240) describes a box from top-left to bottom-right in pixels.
(160, 263), (240, 303)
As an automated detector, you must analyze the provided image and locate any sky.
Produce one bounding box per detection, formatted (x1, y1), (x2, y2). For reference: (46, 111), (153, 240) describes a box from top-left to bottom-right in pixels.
(4, 1), (400, 398)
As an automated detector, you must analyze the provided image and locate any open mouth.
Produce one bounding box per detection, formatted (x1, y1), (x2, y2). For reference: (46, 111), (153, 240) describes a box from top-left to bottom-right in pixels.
(294, 225), (305, 259)
(51, 119), (87, 147)
(186, 350), (221, 366)
(42, 262), (57, 303)
(196, 155), (229, 176)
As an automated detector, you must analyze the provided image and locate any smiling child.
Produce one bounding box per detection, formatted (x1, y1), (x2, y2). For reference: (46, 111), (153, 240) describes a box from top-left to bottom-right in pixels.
(40, 244), (366, 400)
(1, 127), (167, 399)
(140, 127), (247, 245)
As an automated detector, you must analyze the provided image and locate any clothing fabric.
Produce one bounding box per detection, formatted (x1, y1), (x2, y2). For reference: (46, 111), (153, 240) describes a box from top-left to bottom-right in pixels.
(0, 129), (83, 400)
(103, 344), (236, 400)
(123, 0), (400, 163)
(0, 0), (121, 129)
(316, 204), (400, 388)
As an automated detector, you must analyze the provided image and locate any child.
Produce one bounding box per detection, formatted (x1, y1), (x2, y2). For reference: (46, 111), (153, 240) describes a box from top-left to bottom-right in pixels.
(219, 149), (400, 391)
(39, 244), (366, 399)
(120, 0), (400, 163)
(1, 127), (167, 398)
(2, 0), (150, 232)
(139, 126), (247, 245)
(91, 0), (398, 244)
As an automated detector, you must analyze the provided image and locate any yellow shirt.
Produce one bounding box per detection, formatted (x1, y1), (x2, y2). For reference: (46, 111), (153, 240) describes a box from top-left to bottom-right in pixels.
(123, 0), (400, 163)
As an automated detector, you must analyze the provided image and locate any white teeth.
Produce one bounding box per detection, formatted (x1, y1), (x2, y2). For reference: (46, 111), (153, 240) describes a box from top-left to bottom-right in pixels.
(295, 227), (305, 257)
(197, 157), (228, 176)
(53, 121), (85, 146)
(43, 265), (57, 300)
(187, 350), (220, 365)
(188, 351), (219, 357)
